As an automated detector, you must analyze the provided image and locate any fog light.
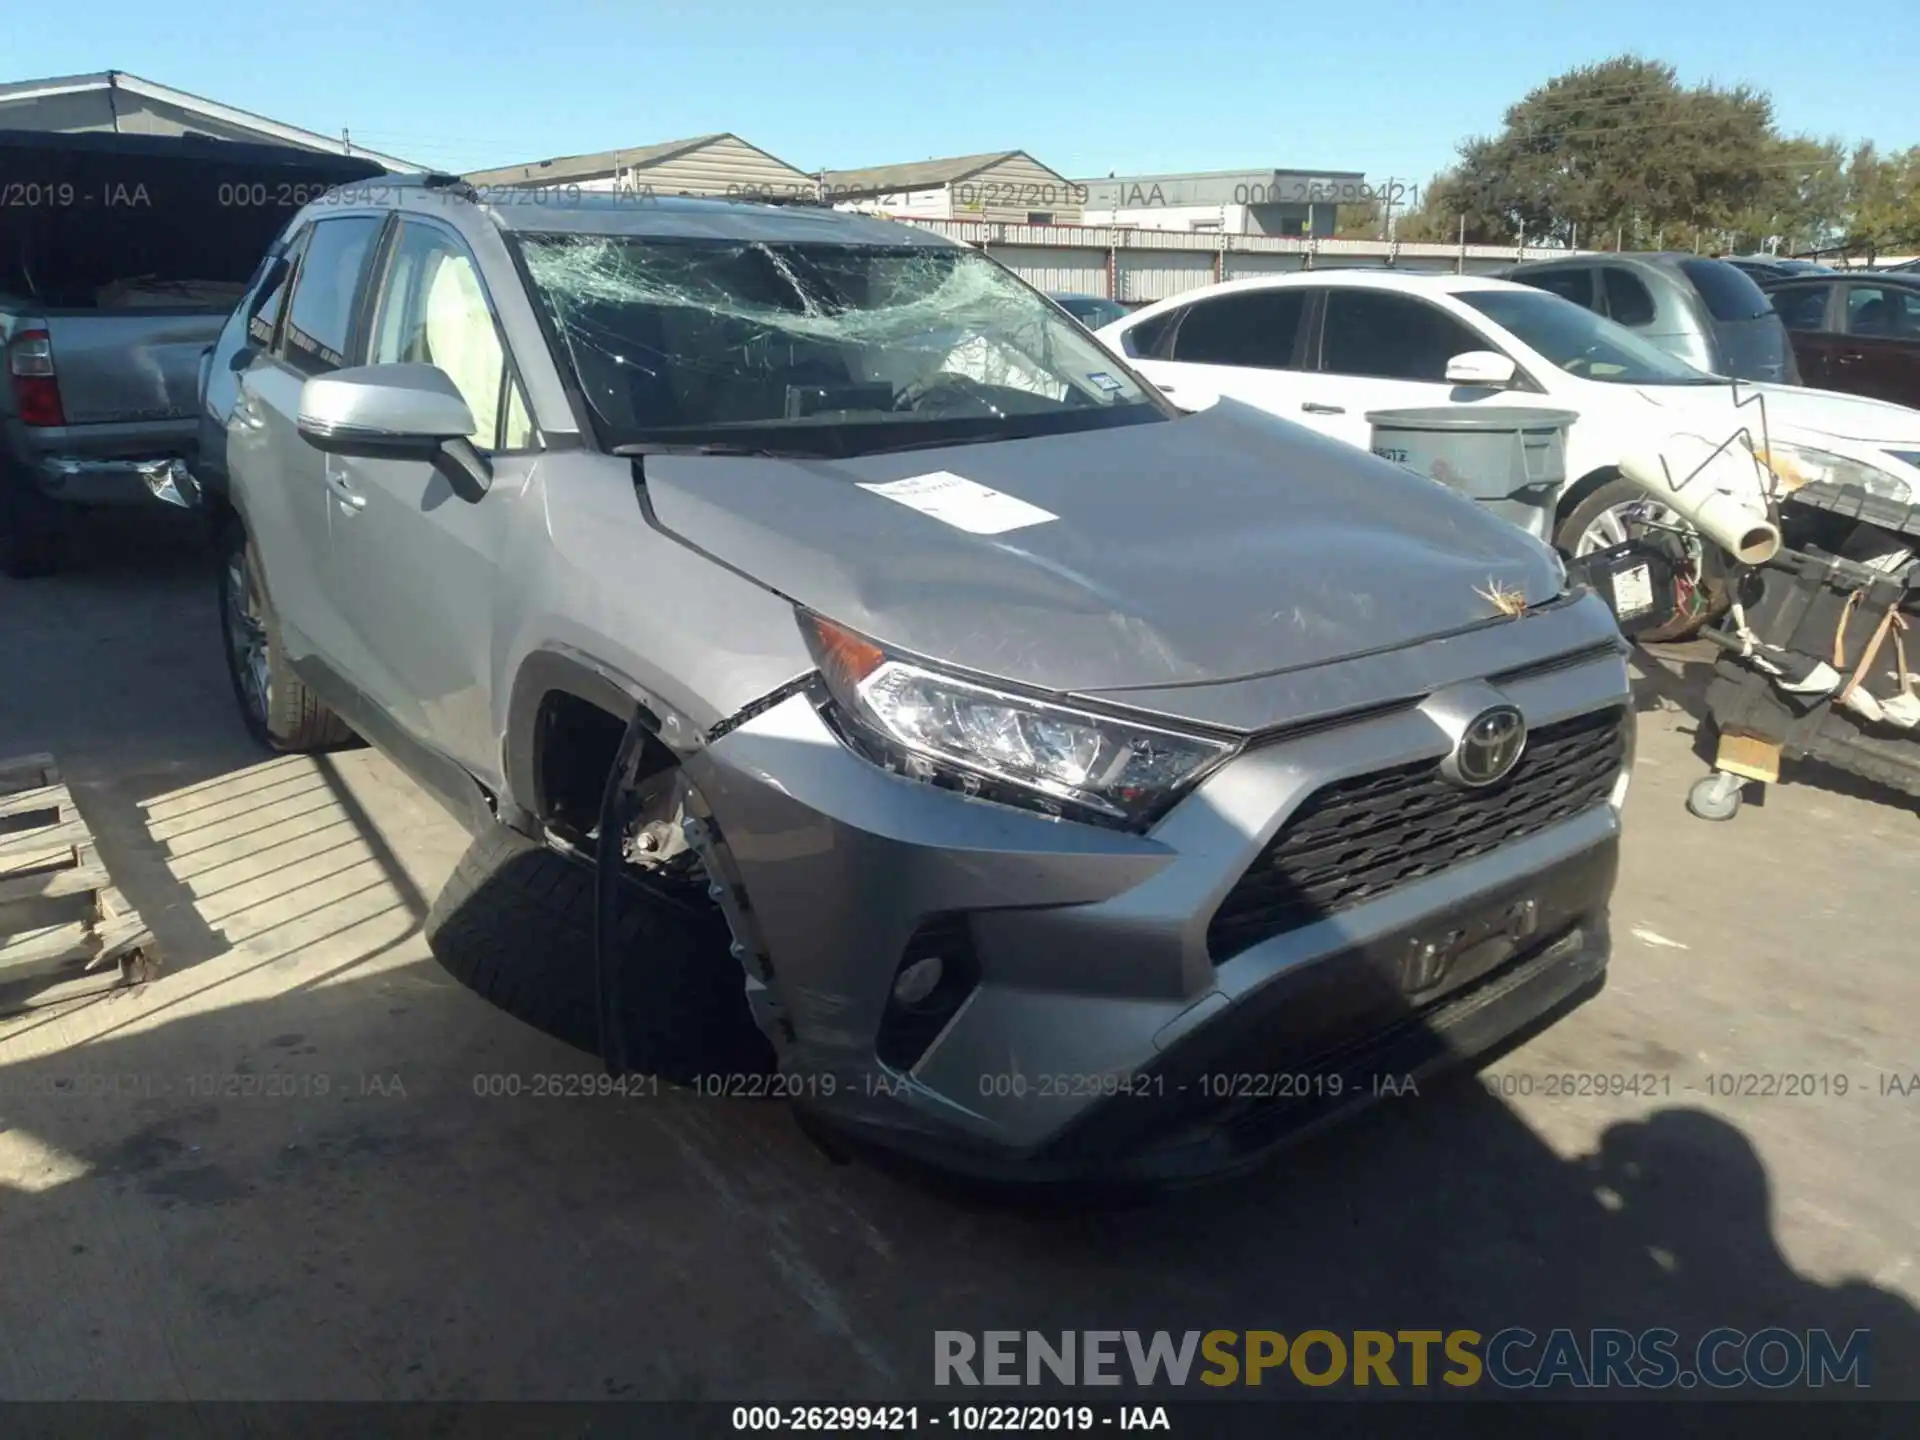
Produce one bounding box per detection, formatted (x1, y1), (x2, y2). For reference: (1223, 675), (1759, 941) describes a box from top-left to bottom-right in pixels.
(892, 955), (944, 1008)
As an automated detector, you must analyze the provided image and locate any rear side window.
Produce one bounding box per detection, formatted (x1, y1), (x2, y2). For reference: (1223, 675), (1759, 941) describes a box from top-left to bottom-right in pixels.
(1601, 268), (1657, 327)
(1678, 259), (1770, 321)
(1772, 284), (1833, 333)
(1169, 290), (1307, 369)
(280, 216), (385, 376)
(1320, 290), (1486, 382)
(1518, 267), (1595, 310)
(1844, 285), (1920, 339)
(1120, 309), (1177, 358)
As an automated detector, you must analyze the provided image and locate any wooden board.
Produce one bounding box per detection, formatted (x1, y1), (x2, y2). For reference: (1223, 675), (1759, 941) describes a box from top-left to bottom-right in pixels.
(0, 756), (160, 1013)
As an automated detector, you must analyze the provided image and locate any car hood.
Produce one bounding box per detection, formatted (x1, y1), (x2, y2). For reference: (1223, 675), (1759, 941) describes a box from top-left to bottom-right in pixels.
(638, 400), (1562, 701)
(1634, 381), (1920, 445)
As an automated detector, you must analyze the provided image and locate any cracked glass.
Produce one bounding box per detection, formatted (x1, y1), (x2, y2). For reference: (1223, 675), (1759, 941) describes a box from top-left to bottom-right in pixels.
(516, 235), (1164, 455)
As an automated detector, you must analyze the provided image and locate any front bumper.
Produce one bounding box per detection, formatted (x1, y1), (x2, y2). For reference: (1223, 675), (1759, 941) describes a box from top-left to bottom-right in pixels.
(687, 626), (1631, 1182)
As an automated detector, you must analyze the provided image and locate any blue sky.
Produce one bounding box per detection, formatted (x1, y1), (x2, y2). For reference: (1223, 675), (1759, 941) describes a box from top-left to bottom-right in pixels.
(12, 0), (1917, 185)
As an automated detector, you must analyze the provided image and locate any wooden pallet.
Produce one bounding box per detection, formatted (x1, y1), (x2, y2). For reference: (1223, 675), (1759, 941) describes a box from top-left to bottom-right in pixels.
(0, 753), (161, 1013)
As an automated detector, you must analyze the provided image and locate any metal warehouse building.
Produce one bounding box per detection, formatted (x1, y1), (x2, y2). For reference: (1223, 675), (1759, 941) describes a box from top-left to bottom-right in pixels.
(822, 151), (1085, 225)
(1079, 167), (1369, 237)
(465, 134), (816, 198)
(0, 70), (416, 169)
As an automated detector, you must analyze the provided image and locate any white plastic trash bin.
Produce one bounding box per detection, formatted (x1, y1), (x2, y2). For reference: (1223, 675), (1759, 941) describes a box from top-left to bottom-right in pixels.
(1365, 406), (1579, 545)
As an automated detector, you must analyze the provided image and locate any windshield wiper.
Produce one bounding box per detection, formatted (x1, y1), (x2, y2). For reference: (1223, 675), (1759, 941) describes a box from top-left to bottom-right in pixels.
(613, 440), (814, 458)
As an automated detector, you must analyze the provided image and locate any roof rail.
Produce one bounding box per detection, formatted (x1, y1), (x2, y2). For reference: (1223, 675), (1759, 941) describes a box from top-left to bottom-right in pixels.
(420, 172), (479, 201)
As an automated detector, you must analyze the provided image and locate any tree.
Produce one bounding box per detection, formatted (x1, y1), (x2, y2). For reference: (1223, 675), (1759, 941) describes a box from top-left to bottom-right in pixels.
(1443, 56), (1777, 246)
(1842, 144), (1920, 259)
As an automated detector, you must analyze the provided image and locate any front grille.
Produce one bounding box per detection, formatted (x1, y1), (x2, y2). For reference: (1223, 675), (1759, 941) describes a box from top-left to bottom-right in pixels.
(1208, 707), (1626, 961)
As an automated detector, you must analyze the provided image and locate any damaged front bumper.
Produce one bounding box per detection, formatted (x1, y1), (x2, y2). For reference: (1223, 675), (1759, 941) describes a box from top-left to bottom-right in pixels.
(683, 636), (1632, 1184)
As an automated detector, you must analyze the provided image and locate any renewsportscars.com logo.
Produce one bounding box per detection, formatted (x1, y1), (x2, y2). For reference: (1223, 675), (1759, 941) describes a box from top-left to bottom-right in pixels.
(933, 1328), (1872, 1390)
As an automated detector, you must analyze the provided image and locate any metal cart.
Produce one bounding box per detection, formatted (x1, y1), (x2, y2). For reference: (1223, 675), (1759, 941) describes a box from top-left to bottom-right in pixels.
(1687, 481), (1920, 821)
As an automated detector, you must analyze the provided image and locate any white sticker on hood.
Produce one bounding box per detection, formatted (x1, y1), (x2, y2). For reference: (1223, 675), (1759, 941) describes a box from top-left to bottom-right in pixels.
(858, 471), (1058, 535)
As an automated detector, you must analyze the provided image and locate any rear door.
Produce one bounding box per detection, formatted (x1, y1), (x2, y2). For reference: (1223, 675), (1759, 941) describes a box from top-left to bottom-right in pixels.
(1122, 288), (1310, 417)
(1833, 282), (1920, 409)
(1769, 281), (1838, 388)
(323, 217), (541, 784)
(1676, 258), (1794, 383)
(1303, 287), (1535, 450)
(230, 215), (386, 667)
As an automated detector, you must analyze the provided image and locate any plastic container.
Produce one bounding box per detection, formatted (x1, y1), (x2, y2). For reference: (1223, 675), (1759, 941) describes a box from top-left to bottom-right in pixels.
(1365, 406), (1580, 544)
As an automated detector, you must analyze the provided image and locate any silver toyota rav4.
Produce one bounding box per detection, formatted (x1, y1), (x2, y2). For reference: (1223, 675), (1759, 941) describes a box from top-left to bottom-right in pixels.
(200, 175), (1634, 1182)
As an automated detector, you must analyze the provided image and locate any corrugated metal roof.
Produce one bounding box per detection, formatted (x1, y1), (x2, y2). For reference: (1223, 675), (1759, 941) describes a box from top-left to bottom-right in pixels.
(464, 134), (726, 187)
(0, 69), (419, 170)
(820, 150), (1065, 197)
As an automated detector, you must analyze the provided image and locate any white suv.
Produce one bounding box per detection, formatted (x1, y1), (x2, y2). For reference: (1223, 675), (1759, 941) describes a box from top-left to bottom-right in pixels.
(1098, 271), (1920, 560)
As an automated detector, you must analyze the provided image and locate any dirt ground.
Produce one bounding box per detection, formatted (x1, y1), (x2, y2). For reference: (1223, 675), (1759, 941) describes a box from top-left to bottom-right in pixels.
(3, 517), (1918, 1404)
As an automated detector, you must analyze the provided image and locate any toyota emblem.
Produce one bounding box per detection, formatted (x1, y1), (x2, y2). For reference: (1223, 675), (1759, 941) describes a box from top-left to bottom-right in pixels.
(1447, 705), (1527, 787)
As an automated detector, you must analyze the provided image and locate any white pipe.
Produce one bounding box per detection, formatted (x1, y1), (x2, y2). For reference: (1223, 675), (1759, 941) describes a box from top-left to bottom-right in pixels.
(1618, 432), (1783, 566)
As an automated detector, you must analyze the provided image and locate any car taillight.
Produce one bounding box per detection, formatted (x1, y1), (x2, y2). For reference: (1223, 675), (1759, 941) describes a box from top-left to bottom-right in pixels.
(7, 329), (64, 427)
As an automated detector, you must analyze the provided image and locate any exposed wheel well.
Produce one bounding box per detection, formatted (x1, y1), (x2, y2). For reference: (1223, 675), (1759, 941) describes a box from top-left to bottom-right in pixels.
(531, 690), (679, 848)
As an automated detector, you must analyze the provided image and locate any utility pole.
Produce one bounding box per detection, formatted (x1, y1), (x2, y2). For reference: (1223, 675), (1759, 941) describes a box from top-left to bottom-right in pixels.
(341, 127), (352, 156)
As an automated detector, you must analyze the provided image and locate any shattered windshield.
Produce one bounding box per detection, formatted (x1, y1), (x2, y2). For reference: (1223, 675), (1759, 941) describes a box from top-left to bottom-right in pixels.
(517, 234), (1166, 455)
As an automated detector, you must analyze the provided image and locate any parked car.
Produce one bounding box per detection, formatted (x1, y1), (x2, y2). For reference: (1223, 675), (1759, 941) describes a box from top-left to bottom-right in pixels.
(1501, 253), (1798, 384)
(202, 177), (1634, 1182)
(1098, 271), (1920, 628)
(1050, 293), (1130, 330)
(1763, 271), (1920, 411)
(0, 129), (388, 576)
(1721, 255), (1833, 284)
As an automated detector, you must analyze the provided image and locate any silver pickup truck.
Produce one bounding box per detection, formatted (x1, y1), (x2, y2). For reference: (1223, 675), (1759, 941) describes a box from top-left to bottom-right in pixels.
(0, 129), (387, 575)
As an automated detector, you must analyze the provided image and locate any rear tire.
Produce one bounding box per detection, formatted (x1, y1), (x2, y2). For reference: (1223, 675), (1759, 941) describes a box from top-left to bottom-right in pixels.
(426, 823), (773, 1084)
(218, 522), (354, 752)
(0, 461), (69, 578)
(1555, 476), (1716, 643)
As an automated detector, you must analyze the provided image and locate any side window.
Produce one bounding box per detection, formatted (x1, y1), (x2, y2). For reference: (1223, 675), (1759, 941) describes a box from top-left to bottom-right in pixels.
(1120, 308), (1178, 359)
(1168, 290), (1306, 369)
(247, 228), (308, 349)
(1320, 290), (1487, 382)
(1519, 267), (1595, 310)
(279, 216), (384, 376)
(1772, 284), (1833, 333)
(1846, 286), (1893, 337)
(1843, 285), (1920, 339)
(369, 221), (535, 452)
(1601, 268), (1657, 327)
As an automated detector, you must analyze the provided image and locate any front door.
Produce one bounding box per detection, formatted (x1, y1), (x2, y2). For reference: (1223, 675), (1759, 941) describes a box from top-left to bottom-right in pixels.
(233, 216), (385, 669)
(323, 218), (541, 788)
(1770, 282), (1837, 388)
(1305, 288), (1547, 452)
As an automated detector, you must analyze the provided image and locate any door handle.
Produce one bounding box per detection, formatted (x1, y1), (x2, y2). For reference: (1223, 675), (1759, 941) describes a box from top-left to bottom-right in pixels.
(1302, 402), (1346, 415)
(326, 470), (366, 510)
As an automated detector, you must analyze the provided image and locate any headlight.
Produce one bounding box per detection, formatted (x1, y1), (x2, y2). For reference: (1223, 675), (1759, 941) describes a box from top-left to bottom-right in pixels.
(1759, 441), (1912, 502)
(803, 615), (1237, 829)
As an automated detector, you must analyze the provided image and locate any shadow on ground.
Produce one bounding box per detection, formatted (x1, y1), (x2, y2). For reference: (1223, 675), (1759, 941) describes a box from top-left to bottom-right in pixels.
(1, 954), (1914, 1402)
(3, 514), (1915, 1408)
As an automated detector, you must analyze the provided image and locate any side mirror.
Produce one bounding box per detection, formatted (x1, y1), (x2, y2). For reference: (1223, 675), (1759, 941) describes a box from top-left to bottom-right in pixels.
(297, 363), (476, 459)
(1445, 350), (1518, 388)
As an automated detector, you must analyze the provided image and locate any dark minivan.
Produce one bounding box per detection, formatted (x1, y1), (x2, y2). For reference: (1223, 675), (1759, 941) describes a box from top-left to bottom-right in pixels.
(1502, 253), (1799, 385)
